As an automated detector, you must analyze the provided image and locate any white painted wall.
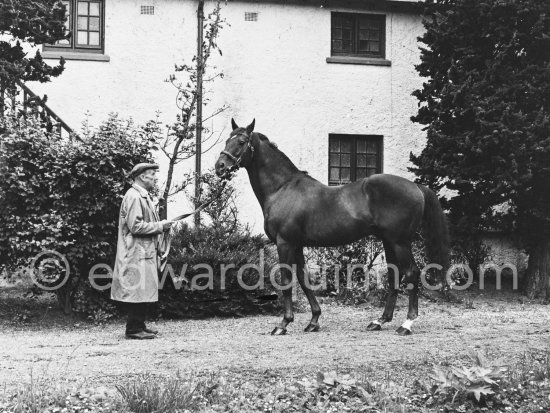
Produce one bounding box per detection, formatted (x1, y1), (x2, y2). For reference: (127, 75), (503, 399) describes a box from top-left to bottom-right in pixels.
(31, 0), (426, 233)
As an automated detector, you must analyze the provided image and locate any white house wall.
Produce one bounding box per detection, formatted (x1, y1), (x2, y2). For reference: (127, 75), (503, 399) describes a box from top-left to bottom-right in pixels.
(31, 0), (427, 233)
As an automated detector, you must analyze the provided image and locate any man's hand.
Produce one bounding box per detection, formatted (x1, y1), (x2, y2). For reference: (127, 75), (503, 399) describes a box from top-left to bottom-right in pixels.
(160, 220), (174, 232)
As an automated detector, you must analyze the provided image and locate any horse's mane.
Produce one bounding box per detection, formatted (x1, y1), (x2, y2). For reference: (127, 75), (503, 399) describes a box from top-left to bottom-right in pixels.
(256, 133), (309, 175)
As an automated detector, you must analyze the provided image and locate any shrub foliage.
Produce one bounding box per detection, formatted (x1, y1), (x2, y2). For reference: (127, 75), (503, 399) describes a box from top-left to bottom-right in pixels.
(0, 112), (159, 314)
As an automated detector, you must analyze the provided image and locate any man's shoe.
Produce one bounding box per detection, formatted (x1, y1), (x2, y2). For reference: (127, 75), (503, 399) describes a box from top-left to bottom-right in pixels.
(125, 331), (156, 340)
(143, 327), (158, 335)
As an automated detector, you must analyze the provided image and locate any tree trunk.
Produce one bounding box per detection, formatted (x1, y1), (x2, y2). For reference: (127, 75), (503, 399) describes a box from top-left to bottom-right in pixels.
(525, 239), (550, 300)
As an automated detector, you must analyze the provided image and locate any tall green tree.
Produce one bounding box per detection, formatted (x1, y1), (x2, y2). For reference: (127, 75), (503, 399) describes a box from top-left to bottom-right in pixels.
(410, 0), (550, 298)
(0, 0), (68, 100)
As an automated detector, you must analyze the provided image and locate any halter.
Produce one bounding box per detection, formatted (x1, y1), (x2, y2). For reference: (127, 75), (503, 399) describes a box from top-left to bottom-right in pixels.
(220, 132), (255, 173)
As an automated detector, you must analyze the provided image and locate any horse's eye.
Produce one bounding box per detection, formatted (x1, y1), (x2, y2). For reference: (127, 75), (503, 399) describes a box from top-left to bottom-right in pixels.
(238, 139), (245, 145)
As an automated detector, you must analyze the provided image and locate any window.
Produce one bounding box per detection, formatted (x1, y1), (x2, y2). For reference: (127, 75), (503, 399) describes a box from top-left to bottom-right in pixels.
(44, 0), (104, 53)
(328, 135), (383, 185)
(245, 12), (258, 21)
(140, 5), (154, 15)
(331, 13), (385, 59)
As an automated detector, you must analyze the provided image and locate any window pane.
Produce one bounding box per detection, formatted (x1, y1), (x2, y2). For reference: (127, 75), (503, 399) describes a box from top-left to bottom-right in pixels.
(78, 16), (88, 30)
(332, 40), (343, 51)
(89, 31), (100, 45)
(77, 31), (88, 44)
(356, 168), (367, 179)
(78, 1), (88, 15)
(55, 1), (71, 45)
(357, 16), (383, 56)
(341, 140), (351, 153)
(367, 140), (378, 153)
(341, 154), (351, 167)
(332, 14), (355, 53)
(361, 19), (380, 30)
(89, 2), (100, 16)
(340, 168), (350, 182)
(367, 169), (378, 177)
(357, 154), (366, 167)
(357, 140), (366, 153)
(342, 40), (353, 52)
(89, 17), (100, 30)
(330, 154), (340, 167)
(367, 154), (378, 168)
(330, 168), (340, 181)
(329, 139), (340, 152)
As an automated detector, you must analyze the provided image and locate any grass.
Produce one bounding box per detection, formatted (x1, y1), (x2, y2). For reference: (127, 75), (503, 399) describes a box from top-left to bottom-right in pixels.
(2, 349), (550, 412)
(0, 372), (121, 413)
(115, 373), (206, 413)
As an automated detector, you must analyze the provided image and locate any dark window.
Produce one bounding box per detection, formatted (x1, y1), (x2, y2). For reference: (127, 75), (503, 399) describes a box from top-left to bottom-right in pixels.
(44, 0), (105, 53)
(328, 134), (383, 185)
(331, 13), (385, 58)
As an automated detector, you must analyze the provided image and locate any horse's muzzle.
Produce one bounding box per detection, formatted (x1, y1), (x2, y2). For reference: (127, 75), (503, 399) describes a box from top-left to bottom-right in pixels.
(214, 158), (227, 177)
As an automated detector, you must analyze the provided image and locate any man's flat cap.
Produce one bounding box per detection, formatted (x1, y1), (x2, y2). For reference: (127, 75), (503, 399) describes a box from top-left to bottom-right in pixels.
(129, 163), (159, 179)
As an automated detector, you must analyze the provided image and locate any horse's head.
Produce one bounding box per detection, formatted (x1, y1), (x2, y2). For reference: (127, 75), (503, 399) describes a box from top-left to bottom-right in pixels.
(215, 118), (255, 179)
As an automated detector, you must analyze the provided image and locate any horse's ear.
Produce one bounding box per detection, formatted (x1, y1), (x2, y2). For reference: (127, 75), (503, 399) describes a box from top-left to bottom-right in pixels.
(246, 119), (255, 135)
(231, 118), (239, 130)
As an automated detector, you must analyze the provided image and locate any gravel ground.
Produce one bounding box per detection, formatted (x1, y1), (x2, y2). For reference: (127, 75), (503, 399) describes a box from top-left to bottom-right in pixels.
(2, 286), (550, 393)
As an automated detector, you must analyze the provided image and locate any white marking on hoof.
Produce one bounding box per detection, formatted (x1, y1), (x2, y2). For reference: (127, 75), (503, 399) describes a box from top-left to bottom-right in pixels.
(401, 319), (414, 330)
(371, 319), (385, 326)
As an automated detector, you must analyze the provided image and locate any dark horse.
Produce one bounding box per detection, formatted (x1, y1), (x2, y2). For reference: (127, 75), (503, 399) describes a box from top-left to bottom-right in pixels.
(215, 119), (450, 336)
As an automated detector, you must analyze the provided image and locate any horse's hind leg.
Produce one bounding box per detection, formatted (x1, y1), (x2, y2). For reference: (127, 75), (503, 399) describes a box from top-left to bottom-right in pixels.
(294, 248), (322, 332)
(271, 240), (297, 336)
(396, 246), (420, 336)
(367, 240), (400, 331)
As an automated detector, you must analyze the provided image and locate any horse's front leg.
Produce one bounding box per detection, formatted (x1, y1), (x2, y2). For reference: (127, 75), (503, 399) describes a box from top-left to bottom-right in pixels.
(295, 248), (321, 332)
(271, 240), (296, 335)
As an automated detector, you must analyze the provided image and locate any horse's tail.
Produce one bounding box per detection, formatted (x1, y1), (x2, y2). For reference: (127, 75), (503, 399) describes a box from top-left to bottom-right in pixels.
(418, 184), (450, 282)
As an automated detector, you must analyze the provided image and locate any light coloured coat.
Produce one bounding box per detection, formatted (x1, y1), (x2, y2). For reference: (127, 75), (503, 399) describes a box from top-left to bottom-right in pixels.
(111, 184), (163, 303)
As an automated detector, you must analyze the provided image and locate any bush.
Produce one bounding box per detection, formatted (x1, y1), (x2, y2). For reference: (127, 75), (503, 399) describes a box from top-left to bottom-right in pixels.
(305, 236), (386, 305)
(158, 222), (281, 318)
(157, 175), (279, 318)
(305, 231), (489, 304)
(0, 111), (160, 316)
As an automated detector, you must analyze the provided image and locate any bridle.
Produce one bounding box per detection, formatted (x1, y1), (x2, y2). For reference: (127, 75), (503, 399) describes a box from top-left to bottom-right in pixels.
(220, 132), (255, 174)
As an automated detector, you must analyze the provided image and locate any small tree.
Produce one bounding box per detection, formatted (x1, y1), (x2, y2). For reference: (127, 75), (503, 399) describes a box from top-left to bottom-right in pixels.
(410, 0), (550, 297)
(159, 1), (228, 220)
(0, 0), (68, 103)
(192, 170), (238, 234)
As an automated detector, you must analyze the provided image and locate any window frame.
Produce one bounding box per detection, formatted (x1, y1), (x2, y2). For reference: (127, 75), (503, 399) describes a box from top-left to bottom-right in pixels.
(328, 134), (383, 186)
(331, 12), (386, 59)
(44, 0), (105, 54)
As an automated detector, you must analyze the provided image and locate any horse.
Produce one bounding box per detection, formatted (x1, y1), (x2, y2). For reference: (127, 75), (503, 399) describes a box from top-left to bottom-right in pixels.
(214, 119), (451, 336)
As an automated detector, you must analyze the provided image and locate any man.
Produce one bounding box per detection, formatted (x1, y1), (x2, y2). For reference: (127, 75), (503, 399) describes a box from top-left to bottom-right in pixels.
(111, 163), (173, 339)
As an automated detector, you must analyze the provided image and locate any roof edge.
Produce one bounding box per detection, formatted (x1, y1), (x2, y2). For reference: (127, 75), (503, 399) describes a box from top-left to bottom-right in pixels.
(231, 0), (423, 14)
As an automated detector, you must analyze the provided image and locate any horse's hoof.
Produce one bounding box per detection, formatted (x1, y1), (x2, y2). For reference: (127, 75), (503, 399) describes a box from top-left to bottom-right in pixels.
(304, 323), (320, 332)
(271, 327), (287, 336)
(396, 326), (412, 336)
(366, 322), (382, 331)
